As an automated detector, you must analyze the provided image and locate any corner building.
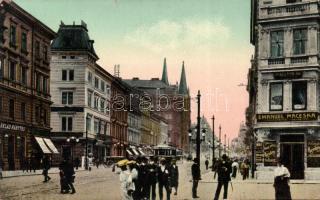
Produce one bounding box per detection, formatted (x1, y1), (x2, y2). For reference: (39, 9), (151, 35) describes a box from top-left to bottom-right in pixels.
(251, 0), (320, 180)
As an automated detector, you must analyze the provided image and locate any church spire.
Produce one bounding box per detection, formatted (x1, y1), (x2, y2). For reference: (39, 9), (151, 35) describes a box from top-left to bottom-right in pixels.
(161, 57), (169, 85)
(178, 61), (188, 95)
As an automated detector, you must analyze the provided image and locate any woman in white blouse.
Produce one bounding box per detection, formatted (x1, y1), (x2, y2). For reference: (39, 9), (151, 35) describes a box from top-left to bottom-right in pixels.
(273, 158), (292, 200)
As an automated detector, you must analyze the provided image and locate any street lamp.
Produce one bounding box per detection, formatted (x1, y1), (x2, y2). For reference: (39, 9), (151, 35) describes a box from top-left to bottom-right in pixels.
(85, 115), (90, 170)
(219, 125), (222, 158)
(196, 91), (201, 166)
(211, 115), (215, 171)
(67, 136), (80, 161)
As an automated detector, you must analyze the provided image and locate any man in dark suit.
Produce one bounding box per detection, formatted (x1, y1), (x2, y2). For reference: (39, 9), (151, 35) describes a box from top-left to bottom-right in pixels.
(214, 154), (232, 200)
(191, 158), (201, 198)
(42, 155), (51, 182)
(148, 157), (158, 200)
(158, 158), (171, 200)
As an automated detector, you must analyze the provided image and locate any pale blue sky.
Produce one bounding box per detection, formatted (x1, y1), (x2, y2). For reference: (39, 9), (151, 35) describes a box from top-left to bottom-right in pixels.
(15, 0), (252, 139)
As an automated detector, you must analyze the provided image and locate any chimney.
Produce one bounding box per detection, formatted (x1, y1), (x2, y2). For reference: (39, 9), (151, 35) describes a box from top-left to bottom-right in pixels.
(132, 77), (139, 80)
(151, 78), (159, 81)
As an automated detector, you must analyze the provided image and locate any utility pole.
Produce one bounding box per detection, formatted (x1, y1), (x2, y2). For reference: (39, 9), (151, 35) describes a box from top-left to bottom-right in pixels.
(228, 138), (230, 157)
(196, 90), (201, 167)
(211, 115), (215, 171)
(219, 125), (221, 159)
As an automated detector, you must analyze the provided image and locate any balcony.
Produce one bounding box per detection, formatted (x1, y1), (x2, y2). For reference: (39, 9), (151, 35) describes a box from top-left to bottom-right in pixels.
(259, 1), (319, 20)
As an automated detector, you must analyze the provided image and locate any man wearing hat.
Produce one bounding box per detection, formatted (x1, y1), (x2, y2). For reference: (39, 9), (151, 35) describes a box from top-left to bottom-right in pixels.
(158, 158), (171, 200)
(191, 158), (201, 198)
(213, 154), (232, 200)
(147, 157), (158, 200)
(170, 159), (179, 195)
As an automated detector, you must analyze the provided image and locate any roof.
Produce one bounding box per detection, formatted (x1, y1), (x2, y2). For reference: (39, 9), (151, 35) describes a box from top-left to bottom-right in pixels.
(161, 58), (169, 85)
(178, 61), (188, 95)
(51, 22), (98, 59)
(124, 79), (171, 89)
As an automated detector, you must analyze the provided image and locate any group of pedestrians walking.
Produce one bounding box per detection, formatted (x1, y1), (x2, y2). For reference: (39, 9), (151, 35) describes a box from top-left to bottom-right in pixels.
(117, 157), (179, 200)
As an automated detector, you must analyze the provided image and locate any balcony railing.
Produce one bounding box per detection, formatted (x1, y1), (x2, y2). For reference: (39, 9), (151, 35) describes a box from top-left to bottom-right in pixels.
(290, 56), (309, 64)
(260, 1), (319, 19)
(268, 58), (285, 65)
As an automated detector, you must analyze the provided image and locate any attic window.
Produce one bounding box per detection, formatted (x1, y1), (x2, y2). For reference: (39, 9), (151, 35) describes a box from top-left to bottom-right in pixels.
(62, 56), (66, 59)
(70, 55), (75, 59)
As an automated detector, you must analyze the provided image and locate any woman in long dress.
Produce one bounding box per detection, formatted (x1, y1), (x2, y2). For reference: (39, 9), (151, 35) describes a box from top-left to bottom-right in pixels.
(119, 163), (135, 200)
(273, 158), (292, 200)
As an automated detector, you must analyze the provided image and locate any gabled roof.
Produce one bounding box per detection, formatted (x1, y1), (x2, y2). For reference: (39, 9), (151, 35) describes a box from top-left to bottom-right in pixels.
(51, 22), (98, 59)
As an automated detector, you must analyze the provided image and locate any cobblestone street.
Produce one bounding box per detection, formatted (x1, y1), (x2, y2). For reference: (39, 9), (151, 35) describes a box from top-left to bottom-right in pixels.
(1, 161), (320, 200)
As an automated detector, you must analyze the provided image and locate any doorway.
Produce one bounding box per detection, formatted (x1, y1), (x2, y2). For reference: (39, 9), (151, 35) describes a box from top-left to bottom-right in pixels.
(280, 135), (304, 179)
(7, 135), (15, 170)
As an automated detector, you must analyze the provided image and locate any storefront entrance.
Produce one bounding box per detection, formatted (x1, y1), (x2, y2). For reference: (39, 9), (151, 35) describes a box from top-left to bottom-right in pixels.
(280, 134), (304, 179)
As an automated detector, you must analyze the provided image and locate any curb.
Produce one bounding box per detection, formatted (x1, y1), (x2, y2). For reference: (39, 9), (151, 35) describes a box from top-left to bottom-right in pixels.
(1, 168), (86, 179)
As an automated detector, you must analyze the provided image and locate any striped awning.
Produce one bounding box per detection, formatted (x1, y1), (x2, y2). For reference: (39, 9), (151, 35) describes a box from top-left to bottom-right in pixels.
(43, 138), (59, 154)
(35, 137), (51, 154)
(126, 149), (133, 156)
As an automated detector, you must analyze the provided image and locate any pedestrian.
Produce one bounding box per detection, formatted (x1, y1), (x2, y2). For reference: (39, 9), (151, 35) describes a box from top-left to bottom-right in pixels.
(274, 158), (291, 200)
(213, 154), (232, 200)
(191, 158), (200, 199)
(42, 155), (51, 183)
(128, 160), (138, 197)
(140, 157), (150, 199)
(119, 161), (134, 200)
(170, 159), (179, 196)
(205, 159), (209, 170)
(74, 157), (80, 170)
(231, 159), (239, 178)
(0, 160), (3, 179)
(133, 157), (142, 200)
(64, 158), (76, 194)
(158, 158), (171, 200)
(30, 155), (36, 173)
(147, 157), (158, 200)
(241, 159), (249, 180)
(59, 159), (70, 194)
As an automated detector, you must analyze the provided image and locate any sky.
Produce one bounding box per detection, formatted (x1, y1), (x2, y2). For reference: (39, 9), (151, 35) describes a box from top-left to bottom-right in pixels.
(15, 0), (253, 141)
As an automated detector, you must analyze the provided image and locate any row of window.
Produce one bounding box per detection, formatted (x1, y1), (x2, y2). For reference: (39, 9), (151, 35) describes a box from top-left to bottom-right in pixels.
(9, 24), (48, 60)
(269, 81), (307, 111)
(87, 90), (110, 115)
(85, 116), (110, 135)
(0, 59), (27, 84)
(0, 97), (26, 121)
(62, 69), (74, 81)
(270, 28), (307, 57)
(87, 71), (110, 94)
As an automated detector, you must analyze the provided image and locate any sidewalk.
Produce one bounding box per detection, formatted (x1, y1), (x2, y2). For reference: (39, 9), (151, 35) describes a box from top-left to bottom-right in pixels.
(1, 167), (85, 178)
(200, 171), (320, 184)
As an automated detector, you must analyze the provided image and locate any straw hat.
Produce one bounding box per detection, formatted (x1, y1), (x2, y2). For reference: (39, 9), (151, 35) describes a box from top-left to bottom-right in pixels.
(117, 159), (129, 167)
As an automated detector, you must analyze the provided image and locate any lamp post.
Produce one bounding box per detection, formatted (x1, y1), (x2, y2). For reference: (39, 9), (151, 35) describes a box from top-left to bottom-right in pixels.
(224, 133), (226, 154)
(211, 115), (215, 171)
(219, 125), (221, 158)
(85, 115), (90, 170)
(196, 90), (201, 166)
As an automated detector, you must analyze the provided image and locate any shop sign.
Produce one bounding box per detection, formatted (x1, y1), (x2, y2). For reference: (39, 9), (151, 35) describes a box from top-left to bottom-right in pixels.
(274, 71), (303, 80)
(257, 112), (318, 122)
(255, 142), (264, 163)
(307, 140), (320, 158)
(0, 122), (25, 131)
(264, 141), (277, 166)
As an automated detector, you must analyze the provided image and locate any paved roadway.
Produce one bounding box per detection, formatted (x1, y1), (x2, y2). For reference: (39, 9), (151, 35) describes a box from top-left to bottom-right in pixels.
(0, 161), (320, 200)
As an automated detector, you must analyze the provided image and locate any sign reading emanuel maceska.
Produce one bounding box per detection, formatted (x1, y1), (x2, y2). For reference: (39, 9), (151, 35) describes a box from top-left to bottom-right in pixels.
(257, 112), (318, 122)
(0, 122), (26, 131)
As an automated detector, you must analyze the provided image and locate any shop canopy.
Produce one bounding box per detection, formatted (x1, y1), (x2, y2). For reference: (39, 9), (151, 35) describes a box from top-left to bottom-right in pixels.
(126, 149), (133, 156)
(43, 138), (59, 154)
(35, 137), (59, 154)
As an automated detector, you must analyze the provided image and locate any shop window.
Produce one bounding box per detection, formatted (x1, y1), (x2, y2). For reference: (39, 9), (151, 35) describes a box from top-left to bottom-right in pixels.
(270, 31), (284, 58)
(9, 99), (14, 118)
(62, 116), (73, 131)
(293, 29), (307, 55)
(62, 91), (73, 105)
(270, 82), (283, 111)
(292, 81), (307, 110)
(21, 102), (26, 121)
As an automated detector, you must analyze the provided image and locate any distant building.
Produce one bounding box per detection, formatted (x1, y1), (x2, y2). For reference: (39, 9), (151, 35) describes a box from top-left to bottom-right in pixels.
(124, 58), (191, 151)
(249, 0), (320, 180)
(0, 0), (56, 170)
(50, 21), (113, 164)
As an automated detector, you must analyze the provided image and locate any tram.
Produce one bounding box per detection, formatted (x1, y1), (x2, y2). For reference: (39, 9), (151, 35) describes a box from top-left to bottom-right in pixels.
(153, 144), (183, 159)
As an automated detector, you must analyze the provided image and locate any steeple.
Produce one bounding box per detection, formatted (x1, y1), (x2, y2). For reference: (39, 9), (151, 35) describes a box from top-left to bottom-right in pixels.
(161, 58), (169, 85)
(178, 61), (188, 95)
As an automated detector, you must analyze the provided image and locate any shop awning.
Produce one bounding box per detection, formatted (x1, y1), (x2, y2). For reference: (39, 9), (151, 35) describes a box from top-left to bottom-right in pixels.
(126, 149), (133, 156)
(138, 148), (146, 156)
(43, 138), (59, 154)
(131, 148), (140, 156)
(35, 137), (51, 154)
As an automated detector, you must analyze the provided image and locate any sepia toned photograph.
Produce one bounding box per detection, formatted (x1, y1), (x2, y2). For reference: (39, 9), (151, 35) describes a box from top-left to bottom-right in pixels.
(0, 0), (320, 199)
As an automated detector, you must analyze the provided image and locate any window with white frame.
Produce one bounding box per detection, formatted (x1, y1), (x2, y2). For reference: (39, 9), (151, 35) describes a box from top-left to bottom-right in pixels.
(94, 77), (99, 88)
(270, 31), (284, 58)
(62, 69), (74, 81)
(270, 82), (283, 111)
(292, 81), (307, 110)
(293, 29), (307, 55)
(87, 71), (92, 83)
(62, 116), (73, 131)
(62, 91), (73, 105)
